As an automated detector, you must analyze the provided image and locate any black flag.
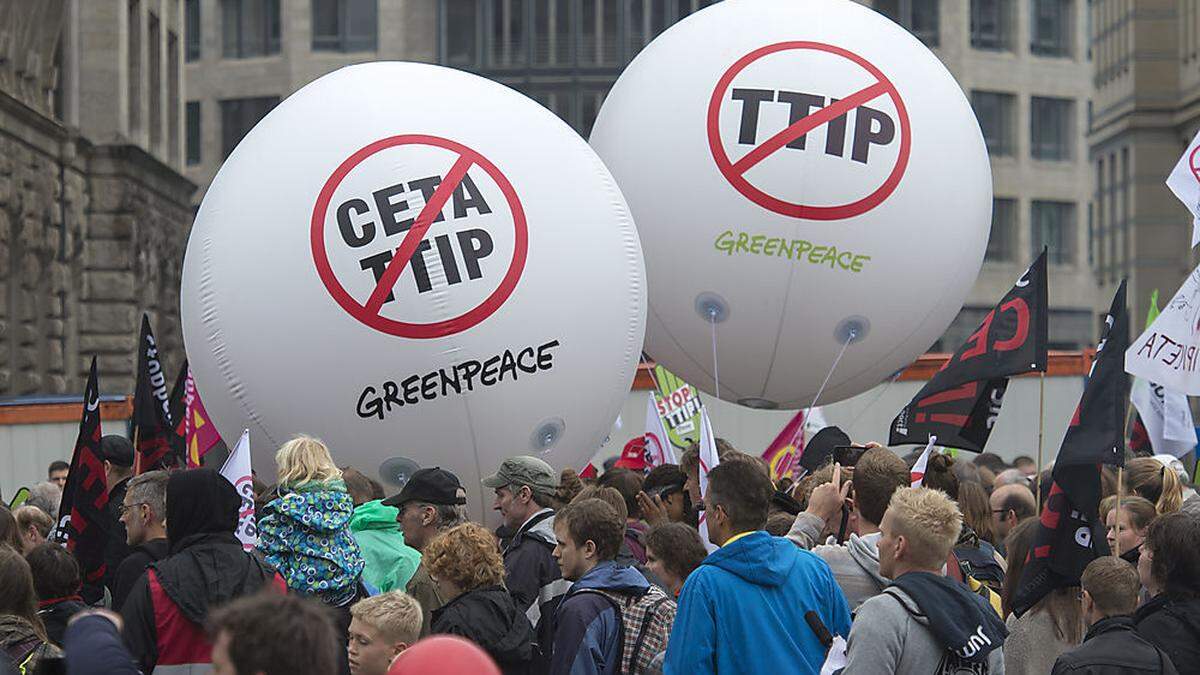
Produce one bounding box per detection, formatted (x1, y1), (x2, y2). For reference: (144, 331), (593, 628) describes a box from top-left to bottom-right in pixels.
(891, 251), (1049, 449)
(133, 314), (178, 473)
(1013, 280), (1129, 616)
(54, 357), (109, 602)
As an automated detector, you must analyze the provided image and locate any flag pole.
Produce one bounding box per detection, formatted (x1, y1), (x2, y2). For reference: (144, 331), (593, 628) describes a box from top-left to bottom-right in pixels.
(1036, 371), (1046, 512)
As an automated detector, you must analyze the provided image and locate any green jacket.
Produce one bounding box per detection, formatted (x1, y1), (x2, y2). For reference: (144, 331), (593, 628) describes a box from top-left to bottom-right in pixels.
(348, 500), (421, 593)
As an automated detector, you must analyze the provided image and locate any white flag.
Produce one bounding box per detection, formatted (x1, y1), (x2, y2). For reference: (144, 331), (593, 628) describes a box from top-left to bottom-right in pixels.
(219, 430), (257, 551)
(1126, 264), (1200, 394)
(697, 406), (720, 553)
(1131, 379), (1197, 458)
(804, 406), (828, 433)
(644, 392), (677, 468)
(1165, 129), (1200, 248)
(910, 436), (936, 487)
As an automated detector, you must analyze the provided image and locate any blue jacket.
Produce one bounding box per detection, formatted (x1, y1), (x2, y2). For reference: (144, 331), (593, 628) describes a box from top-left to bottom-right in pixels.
(551, 561), (651, 675)
(663, 532), (852, 675)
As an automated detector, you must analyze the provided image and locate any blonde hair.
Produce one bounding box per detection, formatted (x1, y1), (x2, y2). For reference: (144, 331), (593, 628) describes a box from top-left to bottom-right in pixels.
(886, 487), (963, 569)
(423, 522), (506, 592)
(350, 591), (422, 645)
(275, 435), (342, 487)
(1126, 458), (1183, 515)
(13, 506), (53, 538)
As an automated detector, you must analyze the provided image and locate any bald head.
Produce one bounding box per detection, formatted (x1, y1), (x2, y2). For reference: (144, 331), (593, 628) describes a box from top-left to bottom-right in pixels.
(990, 483), (1037, 542)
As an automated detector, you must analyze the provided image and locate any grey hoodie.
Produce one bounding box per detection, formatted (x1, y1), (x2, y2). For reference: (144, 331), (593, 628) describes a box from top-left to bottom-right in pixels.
(786, 512), (888, 610)
(842, 586), (1006, 674)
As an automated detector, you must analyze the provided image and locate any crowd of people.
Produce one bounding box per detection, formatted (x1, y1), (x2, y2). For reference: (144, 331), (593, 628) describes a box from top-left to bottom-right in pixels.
(1, 429), (1199, 674)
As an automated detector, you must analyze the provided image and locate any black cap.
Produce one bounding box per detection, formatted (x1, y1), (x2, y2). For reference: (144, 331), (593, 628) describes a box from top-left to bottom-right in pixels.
(98, 435), (134, 468)
(382, 467), (466, 508)
(799, 426), (851, 473)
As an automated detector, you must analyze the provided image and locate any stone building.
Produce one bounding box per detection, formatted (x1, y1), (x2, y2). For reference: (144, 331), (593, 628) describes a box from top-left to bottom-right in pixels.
(1089, 1), (1200, 325)
(0, 0), (193, 396)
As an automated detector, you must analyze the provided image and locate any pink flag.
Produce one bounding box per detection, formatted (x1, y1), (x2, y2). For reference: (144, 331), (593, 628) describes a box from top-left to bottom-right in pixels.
(910, 436), (936, 487)
(184, 370), (223, 468)
(762, 409), (805, 481)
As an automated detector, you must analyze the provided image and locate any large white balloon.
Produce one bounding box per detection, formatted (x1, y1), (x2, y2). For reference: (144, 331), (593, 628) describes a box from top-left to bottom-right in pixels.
(181, 62), (645, 515)
(590, 0), (991, 409)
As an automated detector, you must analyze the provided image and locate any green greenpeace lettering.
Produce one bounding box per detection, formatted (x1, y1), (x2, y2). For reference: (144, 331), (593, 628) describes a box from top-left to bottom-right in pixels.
(714, 229), (871, 272)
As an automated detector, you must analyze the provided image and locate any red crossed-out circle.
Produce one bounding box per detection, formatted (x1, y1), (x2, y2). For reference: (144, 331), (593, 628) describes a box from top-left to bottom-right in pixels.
(707, 41), (912, 220)
(1189, 145), (1200, 183)
(311, 134), (528, 339)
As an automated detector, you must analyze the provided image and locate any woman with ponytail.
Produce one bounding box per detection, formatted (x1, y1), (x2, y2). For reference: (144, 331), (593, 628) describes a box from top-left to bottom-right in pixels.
(1126, 457), (1183, 515)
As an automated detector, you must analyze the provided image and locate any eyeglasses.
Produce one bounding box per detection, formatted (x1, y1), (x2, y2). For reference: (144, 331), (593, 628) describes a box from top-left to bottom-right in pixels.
(118, 502), (148, 516)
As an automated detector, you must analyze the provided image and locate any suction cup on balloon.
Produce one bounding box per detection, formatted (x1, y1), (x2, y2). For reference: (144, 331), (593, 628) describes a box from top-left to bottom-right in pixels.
(694, 292), (730, 324)
(835, 316), (870, 345)
(738, 398), (779, 409)
(379, 456), (422, 488)
(531, 418), (566, 452)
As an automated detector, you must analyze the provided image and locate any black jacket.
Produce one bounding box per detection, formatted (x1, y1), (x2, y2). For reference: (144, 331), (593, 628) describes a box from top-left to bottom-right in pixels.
(63, 614), (139, 675)
(101, 477), (133, 599)
(111, 537), (169, 611)
(503, 509), (568, 673)
(37, 599), (86, 647)
(1052, 616), (1178, 674)
(432, 585), (534, 675)
(1134, 595), (1200, 673)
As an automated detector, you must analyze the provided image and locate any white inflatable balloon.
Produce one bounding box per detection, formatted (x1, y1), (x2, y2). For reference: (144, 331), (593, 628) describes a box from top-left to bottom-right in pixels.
(590, 0), (991, 409)
(181, 62), (645, 515)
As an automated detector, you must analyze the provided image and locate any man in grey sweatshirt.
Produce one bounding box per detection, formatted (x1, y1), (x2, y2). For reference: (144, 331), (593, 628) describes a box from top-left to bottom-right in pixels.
(786, 448), (909, 610)
(843, 487), (1007, 674)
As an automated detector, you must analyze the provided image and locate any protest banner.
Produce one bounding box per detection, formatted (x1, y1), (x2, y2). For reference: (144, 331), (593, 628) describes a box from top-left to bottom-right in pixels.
(1126, 263), (1200, 395)
(219, 429), (257, 551)
(1165, 128), (1200, 248)
(1130, 291), (1198, 458)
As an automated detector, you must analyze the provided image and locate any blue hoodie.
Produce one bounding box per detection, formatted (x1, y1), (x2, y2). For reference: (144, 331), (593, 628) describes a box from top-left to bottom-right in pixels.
(551, 561), (652, 675)
(663, 531), (851, 675)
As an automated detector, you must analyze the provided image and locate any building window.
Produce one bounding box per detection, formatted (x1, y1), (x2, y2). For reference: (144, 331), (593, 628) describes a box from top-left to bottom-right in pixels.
(533, 0), (572, 66)
(1030, 0), (1070, 56)
(1032, 200), (1076, 264)
(1031, 96), (1072, 160)
(168, 31), (181, 164)
(444, 0), (479, 67)
(873, 0), (940, 47)
(313, 0), (378, 52)
(971, 90), (1015, 157)
(628, 0), (670, 56)
(186, 0), (201, 61)
(970, 0), (1011, 50)
(987, 198), (1016, 261)
(149, 13), (162, 149)
(221, 0), (281, 58)
(491, 0), (529, 67)
(128, 0), (141, 135)
(579, 0), (619, 65)
(186, 101), (201, 165)
(219, 96), (279, 158)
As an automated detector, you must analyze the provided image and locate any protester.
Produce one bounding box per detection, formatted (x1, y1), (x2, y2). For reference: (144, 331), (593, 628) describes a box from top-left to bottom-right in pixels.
(258, 436), (365, 607)
(0, 507), (22, 552)
(1101, 495), (1155, 566)
(0, 546), (61, 671)
(98, 435), (135, 598)
(47, 461), (69, 490)
(383, 467), (468, 635)
(598, 469), (649, 563)
(1050, 556), (1178, 674)
(764, 511), (795, 536)
(1126, 457), (1183, 515)
(551, 497), (675, 674)
(483, 455), (568, 664)
(386, 635), (501, 675)
(994, 467), (1032, 489)
(423, 522), (534, 674)
(637, 464), (692, 528)
(25, 543), (85, 646)
(664, 460), (851, 674)
(644, 522), (706, 598)
(207, 591), (341, 675)
(677, 439), (741, 510)
(555, 468), (583, 509)
(571, 485), (661, 586)
(111, 470), (169, 611)
(23, 483), (61, 523)
(973, 453), (1009, 476)
(348, 497), (421, 593)
(122, 468), (286, 673)
(1013, 456), (1036, 477)
(842, 487), (1006, 673)
(787, 449), (909, 609)
(989, 483), (1036, 554)
(12, 507), (51, 554)
(62, 610), (140, 675)
(922, 454), (1006, 598)
(1134, 512), (1200, 669)
(1001, 517), (1082, 672)
(347, 591), (423, 675)
(958, 481), (997, 545)
(343, 468), (386, 506)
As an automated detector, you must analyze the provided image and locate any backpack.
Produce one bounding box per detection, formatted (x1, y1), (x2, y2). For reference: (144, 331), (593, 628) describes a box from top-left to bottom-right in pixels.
(882, 588), (998, 675)
(576, 585), (677, 674)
